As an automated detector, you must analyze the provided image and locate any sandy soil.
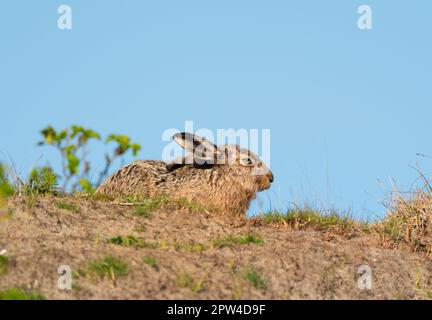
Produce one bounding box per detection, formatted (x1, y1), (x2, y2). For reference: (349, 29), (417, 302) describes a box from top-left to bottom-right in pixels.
(0, 195), (431, 300)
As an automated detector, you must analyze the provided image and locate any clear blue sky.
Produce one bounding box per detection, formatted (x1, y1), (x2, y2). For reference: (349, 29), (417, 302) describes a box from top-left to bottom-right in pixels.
(1, 1), (431, 220)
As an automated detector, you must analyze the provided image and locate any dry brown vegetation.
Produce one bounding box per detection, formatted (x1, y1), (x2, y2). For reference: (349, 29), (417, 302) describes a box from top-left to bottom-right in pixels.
(376, 191), (432, 260)
(0, 193), (431, 300)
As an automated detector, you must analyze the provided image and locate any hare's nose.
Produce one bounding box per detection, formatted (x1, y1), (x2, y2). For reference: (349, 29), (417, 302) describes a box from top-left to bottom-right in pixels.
(267, 171), (274, 183)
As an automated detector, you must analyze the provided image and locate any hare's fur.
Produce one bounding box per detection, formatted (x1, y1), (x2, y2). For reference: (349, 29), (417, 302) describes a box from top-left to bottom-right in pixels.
(96, 133), (274, 216)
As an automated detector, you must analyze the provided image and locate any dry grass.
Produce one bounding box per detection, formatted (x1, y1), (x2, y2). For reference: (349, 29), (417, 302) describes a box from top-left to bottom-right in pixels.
(377, 191), (432, 260)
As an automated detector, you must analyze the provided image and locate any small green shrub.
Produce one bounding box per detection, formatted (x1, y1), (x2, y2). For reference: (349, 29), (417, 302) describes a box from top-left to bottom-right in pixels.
(38, 125), (141, 193)
(243, 267), (267, 290)
(86, 256), (129, 282)
(24, 167), (58, 195)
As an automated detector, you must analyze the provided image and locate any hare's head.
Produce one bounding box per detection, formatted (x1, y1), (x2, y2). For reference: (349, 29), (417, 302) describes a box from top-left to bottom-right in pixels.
(167, 132), (274, 192)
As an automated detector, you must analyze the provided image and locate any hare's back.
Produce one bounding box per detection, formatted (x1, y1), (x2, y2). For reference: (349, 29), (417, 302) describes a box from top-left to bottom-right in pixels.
(96, 160), (168, 196)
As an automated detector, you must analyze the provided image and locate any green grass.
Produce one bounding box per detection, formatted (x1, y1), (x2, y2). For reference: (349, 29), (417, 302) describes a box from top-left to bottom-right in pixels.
(176, 272), (205, 294)
(109, 235), (209, 252)
(212, 232), (264, 249)
(262, 207), (364, 232)
(109, 235), (208, 252)
(126, 196), (170, 211)
(0, 164), (15, 207)
(173, 197), (211, 213)
(141, 241), (160, 249)
(108, 235), (159, 249)
(133, 206), (153, 218)
(177, 272), (194, 288)
(142, 256), (157, 268)
(0, 255), (9, 275)
(127, 196), (175, 217)
(0, 288), (45, 300)
(109, 235), (142, 247)
(376, 192), (432, 260)
(56, 201), (78, 212)
(111, 233), (263, 252)
(174, 241), (207, 253)
(380, 214), (407, 241)
(25, 195), (38, 209)
(86, 256), (129, 282)
(243, 267), (267, 290)
(123, 195), (210, 215)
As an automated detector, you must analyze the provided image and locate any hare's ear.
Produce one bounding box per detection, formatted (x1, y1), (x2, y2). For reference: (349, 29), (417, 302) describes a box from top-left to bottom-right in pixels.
(173, 132), (219, 164)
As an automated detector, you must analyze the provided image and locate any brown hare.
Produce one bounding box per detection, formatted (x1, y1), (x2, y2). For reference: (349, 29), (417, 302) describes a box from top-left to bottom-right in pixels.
(96, 132), (274, 216)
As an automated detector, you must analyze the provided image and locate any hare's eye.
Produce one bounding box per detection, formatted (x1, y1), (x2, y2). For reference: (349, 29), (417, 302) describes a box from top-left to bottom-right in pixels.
(241, 157), (253, 165)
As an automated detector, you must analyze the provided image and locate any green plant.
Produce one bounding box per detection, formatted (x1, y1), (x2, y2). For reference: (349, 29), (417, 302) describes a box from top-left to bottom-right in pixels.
(38, 125), (141, 193)
(212, 233), (264, 249)
(177, 272), (205, 293)
(378, 192), (432, 260)
(174, 197), (211, 213)
(39, 125), (100, 192)
(24, 167), (58, 195)
(109, 235), (142, 247)
(79, 178), (94, 194)
(142, 256), (157, 268)
(108, 235), (159, 249)
(243, 267), (267, 290)
(0, 164), (14, 206)
(141, 241), (160, 249)
(133, 206), (153, 218)
(0, 288), (45, 300)
(25, 195), (38, 209)
(123, 195), (209, 215)
(173, 241), (207, 253)
(56, 201), (78, 212)
(98, 134), (141, 185)
(86, 256), (129, 282)
(262, 207), (365, 233)
(0, 255), (9, 275)
(177, 272), (193, 288)
(126, 196), (171, 212)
